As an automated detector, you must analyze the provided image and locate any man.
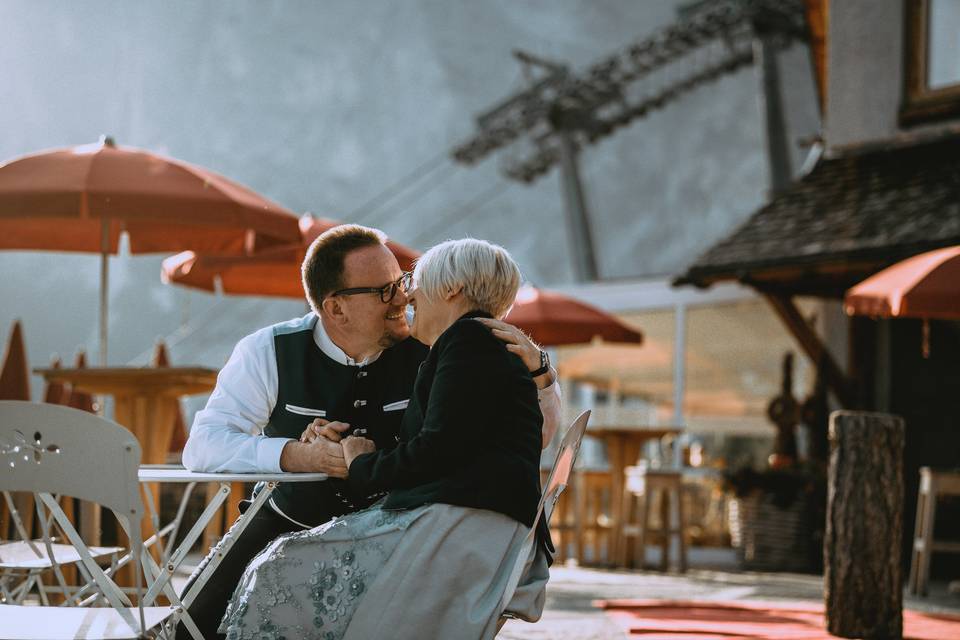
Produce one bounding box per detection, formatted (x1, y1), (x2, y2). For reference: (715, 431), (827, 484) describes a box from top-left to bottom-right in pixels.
(177, 225), (561, 639)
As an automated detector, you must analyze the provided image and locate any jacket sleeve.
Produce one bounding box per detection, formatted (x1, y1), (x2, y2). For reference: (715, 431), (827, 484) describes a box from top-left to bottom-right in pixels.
(538, 379), (563, 448)
(347, 322), (503, 494)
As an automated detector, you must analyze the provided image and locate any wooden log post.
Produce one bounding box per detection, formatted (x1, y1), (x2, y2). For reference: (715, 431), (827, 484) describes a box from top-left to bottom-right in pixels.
(825, 411), (904, 639)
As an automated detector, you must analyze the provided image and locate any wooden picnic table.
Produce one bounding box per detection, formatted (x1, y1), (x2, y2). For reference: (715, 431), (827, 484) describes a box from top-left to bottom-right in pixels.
(33, 367), (218, 547)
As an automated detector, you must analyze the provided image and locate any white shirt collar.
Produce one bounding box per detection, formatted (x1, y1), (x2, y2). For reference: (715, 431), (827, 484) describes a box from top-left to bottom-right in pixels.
(312, 314), (382, 367)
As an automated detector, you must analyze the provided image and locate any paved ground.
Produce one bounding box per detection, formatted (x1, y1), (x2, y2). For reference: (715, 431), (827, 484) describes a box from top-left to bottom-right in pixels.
(500, 563), (960, 640)
(174, 551), (960, 640)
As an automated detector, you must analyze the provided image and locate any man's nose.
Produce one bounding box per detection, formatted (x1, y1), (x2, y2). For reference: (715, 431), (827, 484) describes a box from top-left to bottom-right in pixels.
(393, 287), (410, 306)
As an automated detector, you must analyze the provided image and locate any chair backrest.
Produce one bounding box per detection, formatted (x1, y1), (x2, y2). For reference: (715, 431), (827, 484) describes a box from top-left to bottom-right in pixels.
(0, 400), (142, 521)
(498, 410), (591, 616)
(537, 410), (590, 526)
(0, 400), (147, 630)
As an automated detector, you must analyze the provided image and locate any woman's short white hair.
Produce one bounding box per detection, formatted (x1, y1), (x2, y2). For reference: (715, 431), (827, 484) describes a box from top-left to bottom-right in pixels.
(413, 238), (521, 319)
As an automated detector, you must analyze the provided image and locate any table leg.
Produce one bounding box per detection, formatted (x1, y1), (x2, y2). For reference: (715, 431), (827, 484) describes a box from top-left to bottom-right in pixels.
(142, 482), (232, 606)
(180, 482), (277, 609)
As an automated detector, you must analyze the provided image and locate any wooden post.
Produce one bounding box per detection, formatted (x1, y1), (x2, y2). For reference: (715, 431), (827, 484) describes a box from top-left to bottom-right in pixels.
(825, 411), (904, 639)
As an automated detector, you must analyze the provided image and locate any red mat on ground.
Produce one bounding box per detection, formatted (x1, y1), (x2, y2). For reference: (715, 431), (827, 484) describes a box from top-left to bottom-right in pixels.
(597, 599), (960, 640)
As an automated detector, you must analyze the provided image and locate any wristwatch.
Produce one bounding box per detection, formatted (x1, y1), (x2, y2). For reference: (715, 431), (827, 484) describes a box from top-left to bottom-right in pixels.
(530, 349), (551, 378)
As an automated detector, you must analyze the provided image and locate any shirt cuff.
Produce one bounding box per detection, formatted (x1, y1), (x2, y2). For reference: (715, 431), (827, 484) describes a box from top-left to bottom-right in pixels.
(258, 436), (295, 473)
(537, 379), (559, 401)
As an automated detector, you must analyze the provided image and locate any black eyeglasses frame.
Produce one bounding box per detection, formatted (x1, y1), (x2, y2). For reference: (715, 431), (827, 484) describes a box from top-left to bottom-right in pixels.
(328, 271), (412, 304)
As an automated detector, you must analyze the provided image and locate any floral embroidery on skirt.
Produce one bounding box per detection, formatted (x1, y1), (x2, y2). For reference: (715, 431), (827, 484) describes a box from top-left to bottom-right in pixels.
(219, 501), (414, 640)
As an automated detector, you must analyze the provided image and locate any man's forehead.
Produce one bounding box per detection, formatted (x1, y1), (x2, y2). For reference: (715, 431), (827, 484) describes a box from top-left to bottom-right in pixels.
(342, 244), (401, 285)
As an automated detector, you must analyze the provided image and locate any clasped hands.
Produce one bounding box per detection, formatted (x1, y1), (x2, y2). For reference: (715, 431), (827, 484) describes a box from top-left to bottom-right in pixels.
(297, 418), (375, 478)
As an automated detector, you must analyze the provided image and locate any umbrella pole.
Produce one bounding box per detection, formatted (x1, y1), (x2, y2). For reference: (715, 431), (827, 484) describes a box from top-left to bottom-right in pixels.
(99, 219), (109, 366)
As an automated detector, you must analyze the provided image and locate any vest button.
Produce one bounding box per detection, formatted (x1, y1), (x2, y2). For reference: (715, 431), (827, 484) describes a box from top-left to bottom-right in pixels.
(353, 399), (367, 408)
(357, 370), (368, 378)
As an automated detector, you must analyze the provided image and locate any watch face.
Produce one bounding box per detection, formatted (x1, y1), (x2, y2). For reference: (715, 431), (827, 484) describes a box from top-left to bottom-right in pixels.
(541, 350), (550, 369)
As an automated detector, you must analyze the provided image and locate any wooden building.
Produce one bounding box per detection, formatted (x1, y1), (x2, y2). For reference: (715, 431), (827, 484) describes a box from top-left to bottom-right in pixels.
(677, 0), (960, 569)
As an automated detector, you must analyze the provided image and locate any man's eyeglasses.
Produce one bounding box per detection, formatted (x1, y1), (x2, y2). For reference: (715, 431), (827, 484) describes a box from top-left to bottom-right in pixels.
(328, 271), (413, 304)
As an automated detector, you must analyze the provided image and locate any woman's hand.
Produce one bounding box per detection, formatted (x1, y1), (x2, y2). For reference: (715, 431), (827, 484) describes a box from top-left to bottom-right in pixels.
(299, 418), (351, 443)
(475, 317), (556, 389)
(342, 435), (376, 470)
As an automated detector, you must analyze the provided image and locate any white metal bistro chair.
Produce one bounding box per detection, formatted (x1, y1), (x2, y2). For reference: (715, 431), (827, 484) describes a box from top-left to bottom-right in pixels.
(0, 400), (197, 640)
(0, 490), (124, 605)
(496, 409), (591, 633)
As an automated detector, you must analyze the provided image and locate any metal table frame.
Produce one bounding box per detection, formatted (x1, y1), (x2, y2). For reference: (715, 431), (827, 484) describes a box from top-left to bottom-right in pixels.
(135, 465), (328, 639)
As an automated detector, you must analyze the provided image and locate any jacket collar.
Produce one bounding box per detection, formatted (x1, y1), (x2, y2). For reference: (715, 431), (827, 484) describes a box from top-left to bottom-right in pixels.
(458, 309), (494, 321)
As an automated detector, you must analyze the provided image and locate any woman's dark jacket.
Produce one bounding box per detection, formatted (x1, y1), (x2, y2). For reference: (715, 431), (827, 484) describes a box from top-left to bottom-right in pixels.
(347, 310), (549, 553)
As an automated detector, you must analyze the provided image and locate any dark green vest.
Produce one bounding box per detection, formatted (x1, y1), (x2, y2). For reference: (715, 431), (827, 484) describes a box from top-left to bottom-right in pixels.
(263, 314), (427, 527)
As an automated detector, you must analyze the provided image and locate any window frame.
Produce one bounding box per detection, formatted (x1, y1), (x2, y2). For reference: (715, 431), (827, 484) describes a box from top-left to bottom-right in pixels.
(900, 0), (960, 126)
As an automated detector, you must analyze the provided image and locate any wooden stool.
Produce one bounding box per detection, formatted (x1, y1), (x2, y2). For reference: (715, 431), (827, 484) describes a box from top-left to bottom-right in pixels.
(620, 466), (688, 572)
(908, 467), (960, 596)
(574, 469), (617, 565)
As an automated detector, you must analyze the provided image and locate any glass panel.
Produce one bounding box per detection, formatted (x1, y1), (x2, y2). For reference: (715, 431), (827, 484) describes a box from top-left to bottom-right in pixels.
(555, 299), (815, 430)
(928, 0), (960, 90)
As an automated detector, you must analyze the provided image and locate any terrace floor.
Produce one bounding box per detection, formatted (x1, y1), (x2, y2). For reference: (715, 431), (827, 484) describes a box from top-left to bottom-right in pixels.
(171, 548), (960, 639)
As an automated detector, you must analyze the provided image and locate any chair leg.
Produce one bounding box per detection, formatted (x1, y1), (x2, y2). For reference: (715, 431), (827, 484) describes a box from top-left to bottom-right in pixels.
(634, 494), (646, 570)
(918, 475), (938, 596)
(659, 488), (670, 572)
(556, 485), (569, 563)
(908, 487), (927, 594)
(677, 486), (688, 574)
(641, 487), (652, 570)
(618, 486), (631, 567)
(574, 470), (586, 565)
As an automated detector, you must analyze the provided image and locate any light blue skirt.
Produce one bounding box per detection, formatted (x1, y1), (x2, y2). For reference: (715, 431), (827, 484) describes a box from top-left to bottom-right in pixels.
(220, 501), (548, 640)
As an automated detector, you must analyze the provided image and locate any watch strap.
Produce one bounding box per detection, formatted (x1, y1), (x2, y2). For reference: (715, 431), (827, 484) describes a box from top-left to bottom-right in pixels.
(530, 349), (550, 378)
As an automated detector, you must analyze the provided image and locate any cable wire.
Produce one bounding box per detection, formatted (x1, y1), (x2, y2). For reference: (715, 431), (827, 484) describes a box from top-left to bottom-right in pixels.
(347, 150), (453, 224)
(408, 180), (512, 246)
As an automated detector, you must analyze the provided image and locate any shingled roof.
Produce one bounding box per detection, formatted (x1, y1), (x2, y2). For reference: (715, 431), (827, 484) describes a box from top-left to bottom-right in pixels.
(675, 134), (960, 297)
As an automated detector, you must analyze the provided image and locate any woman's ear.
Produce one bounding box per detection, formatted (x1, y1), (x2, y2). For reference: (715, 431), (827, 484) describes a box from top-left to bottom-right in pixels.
(443, 286), (464, 301)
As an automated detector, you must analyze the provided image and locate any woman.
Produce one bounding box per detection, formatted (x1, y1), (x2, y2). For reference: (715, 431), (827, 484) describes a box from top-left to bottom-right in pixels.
(220, 238), (550, 640)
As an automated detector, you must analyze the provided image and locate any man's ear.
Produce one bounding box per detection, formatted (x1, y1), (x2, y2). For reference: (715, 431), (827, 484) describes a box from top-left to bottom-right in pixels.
(321, 296), (347, 323)
(443, 286), (464, 302)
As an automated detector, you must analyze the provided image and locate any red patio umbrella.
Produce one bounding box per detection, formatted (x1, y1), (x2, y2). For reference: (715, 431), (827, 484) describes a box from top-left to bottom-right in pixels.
(161, 213), (420, 297)
(504, 286), (644, 346)
(844, 246), (960, 319)
(0, 136), (302, 363)
(0, 320), (30, 401)
(844, 245), (960, 356)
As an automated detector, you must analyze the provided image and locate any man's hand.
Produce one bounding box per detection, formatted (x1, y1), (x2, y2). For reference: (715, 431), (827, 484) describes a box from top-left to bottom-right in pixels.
(280, 438), (348, 478)
(475, 317), (556, 389)
(300, 418), (352, 444)
(342, 435), (376, 470)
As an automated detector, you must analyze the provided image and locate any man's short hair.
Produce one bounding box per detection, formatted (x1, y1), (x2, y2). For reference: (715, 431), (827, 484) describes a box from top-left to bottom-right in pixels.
(413, 238), (521, 319)
(301, 224), (387, 314)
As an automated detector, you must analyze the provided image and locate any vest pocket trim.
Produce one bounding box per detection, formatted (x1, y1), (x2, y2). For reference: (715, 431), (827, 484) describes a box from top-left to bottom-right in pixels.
(284, 403), (327, 417)
(382, 399), (409, 412)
